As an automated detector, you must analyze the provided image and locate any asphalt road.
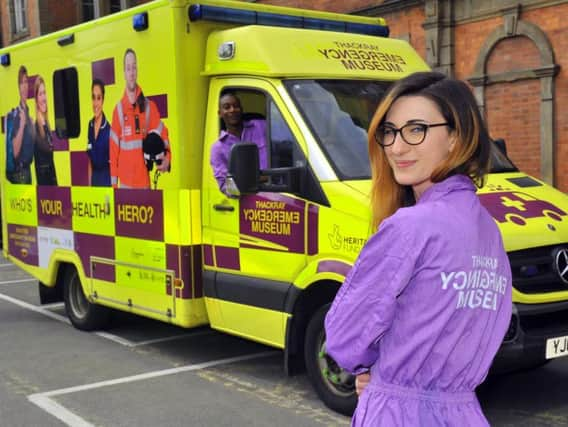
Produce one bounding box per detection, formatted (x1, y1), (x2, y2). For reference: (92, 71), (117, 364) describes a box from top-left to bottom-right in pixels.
(1, 255), (568, 427)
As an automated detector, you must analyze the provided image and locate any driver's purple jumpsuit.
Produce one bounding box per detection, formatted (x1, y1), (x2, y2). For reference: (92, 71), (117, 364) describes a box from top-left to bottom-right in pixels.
(325, 175), (512, 426)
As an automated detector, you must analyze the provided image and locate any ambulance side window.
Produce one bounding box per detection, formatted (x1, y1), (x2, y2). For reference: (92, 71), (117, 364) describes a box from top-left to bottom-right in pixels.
(269, 100), (304, 169)
(268, 100), (328, 206)
(53, 67), (80, 138)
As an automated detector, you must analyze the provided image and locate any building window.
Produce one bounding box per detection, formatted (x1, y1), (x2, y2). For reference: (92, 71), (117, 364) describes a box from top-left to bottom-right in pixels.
(82, 0), (100, 22)
(10, 0), (28, 34)
(110, 0), (128, 14)
(83, 0), (127, 21)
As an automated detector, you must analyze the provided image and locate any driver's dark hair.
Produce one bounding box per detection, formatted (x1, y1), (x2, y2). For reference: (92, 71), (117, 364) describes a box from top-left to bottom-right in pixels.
(219, 90), (240, 105)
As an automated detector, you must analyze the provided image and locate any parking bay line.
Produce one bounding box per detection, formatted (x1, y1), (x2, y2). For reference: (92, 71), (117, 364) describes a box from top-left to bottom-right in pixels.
(0, 278), (38, 285)
(28, 351), (278, 427)
(0, 292), (71, 324)
(0, 291), (215, 348)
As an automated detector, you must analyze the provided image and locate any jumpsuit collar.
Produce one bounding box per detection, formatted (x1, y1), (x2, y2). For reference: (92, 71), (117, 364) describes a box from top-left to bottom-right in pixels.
(417, 174), (476, 205)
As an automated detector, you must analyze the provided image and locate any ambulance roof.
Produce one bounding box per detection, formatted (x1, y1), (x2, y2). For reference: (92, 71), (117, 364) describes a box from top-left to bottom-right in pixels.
(203, 25), (429, 79)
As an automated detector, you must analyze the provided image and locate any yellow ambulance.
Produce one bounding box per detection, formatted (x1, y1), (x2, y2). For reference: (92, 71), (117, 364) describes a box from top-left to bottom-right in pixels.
(1, 0), (567, 415)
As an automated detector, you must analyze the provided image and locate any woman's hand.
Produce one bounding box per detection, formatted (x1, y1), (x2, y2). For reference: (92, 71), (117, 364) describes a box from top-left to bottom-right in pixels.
(355, 372), (371, 396)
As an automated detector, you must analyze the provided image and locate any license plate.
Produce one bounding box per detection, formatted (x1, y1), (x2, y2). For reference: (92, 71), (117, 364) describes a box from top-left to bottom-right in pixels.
(545, 336), (568, 359)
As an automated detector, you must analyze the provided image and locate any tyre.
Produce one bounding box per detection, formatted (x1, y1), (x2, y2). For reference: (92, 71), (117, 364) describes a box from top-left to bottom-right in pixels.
(304, 304), (357, 416)
(38, 281), (63, 305)
(63, 266), (110, 331)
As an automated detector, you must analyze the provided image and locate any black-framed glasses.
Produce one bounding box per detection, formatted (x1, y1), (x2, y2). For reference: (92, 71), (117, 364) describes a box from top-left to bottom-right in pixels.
(375, 122), (449, 147)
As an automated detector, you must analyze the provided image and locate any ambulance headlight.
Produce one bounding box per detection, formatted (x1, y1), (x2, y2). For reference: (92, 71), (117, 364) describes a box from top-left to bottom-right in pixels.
(1, 53), (10, 67)
(218, 42), (236, 60)
(133, 12), (149, 32)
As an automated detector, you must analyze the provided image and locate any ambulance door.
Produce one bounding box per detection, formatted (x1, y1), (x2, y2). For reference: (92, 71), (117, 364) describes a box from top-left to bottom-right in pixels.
(202, 78), (309, 347)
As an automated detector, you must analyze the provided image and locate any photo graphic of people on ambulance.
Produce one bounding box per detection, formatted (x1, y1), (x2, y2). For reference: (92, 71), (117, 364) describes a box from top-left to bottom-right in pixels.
(110, 48), (171, 189)
(5, 65), (34, 184)
(210, 91), (268, 195)
(33, 75), (57, 186)
(86, 79), (111, 186)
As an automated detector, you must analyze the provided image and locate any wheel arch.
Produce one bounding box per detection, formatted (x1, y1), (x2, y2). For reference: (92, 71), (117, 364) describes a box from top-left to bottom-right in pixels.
(39, 251), (86, 304)
(284, 278), (342, 376)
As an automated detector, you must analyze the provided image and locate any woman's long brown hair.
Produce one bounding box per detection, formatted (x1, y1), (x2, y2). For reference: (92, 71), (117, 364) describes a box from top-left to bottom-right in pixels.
(34, 75), (48, 139)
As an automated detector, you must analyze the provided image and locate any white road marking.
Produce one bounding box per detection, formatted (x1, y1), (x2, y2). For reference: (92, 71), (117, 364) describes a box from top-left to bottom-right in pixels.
(28, 351), (277, 426)
(93, 331), (137, 347)
(130, 330), (213, 347)
(0, 292), (70, 324)
(0, 263), (15, 267)
(0, 292), (140, 345)
(0, 278), (38, 285)
(28, 395), (95, 427)
(39, 302), (65, 310)
(0, 292), (215, 347)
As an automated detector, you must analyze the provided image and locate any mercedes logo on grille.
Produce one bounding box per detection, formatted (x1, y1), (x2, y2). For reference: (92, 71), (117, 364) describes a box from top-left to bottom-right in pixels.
(554, 248), (568, 285)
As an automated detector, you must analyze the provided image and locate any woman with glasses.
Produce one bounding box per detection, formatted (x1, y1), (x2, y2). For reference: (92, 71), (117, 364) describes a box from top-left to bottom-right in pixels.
(325, 72), (512, 426)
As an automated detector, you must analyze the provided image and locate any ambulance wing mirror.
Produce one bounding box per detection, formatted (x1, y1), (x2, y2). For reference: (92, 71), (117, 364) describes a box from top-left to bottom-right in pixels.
(228, 142), (303, 196)
(227, 143), (260, 196)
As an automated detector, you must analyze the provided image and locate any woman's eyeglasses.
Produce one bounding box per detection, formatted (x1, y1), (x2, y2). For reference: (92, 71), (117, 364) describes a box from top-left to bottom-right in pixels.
(375, 122), (449, 147)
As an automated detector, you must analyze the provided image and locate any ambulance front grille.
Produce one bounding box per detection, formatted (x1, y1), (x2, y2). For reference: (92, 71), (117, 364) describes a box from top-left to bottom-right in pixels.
(509, 245), (568, 294)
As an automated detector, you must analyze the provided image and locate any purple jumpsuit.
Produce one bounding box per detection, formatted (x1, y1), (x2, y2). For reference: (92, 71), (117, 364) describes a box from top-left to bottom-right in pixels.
(325, 175), (512, 426)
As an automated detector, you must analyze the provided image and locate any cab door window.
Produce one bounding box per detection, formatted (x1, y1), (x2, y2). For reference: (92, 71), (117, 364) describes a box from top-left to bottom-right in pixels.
(269, 100), (305, 169)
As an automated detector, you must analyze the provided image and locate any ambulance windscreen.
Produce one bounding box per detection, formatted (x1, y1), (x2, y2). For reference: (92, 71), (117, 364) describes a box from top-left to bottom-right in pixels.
(285, 79), (390, 180)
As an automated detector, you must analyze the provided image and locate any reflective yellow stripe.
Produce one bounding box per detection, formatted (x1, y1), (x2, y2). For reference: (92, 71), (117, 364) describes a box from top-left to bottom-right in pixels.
(110, 129), (120, 146)
(120, 139), (143, 150)
(117, 101), (124, 131)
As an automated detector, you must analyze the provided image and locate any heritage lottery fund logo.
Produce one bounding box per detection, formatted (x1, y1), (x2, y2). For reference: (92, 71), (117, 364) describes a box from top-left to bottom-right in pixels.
(441, 255), (508, 311)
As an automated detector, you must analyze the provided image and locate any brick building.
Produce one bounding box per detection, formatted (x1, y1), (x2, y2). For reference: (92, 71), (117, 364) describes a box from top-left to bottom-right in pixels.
(1, 0), (566, 191)
(0, 0), (151, 47)
(257, 0), (568, 193)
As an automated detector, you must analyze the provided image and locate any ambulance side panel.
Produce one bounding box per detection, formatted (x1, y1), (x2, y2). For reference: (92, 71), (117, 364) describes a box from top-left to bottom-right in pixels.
(0, 2), (210, 328)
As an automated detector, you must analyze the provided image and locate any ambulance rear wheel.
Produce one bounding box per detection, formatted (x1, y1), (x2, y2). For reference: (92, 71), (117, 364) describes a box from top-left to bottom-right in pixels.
(63, 266), (110, 331)
(304, 304), (357, 416)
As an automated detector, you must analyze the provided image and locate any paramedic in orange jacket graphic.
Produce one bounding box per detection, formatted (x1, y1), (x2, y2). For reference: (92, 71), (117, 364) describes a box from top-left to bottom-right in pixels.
(110, 48), (171, 189)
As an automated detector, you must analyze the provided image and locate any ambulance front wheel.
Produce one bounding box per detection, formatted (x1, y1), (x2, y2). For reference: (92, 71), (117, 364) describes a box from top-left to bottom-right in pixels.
(63, 266), (110, 331)
(304, 304), (357, 416)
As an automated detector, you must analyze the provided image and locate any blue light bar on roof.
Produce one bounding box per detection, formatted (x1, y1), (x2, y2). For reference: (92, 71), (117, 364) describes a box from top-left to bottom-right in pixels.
(133, 12), (149, 31)
(304, 17), (345, 32)
(188, 4), (389, 37)
(191, 5), (255, 24)
(1, 53), (10, 67)
(257, 12), (303, 28)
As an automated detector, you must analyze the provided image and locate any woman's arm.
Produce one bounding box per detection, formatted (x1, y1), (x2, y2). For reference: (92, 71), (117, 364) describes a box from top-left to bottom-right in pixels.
(324, 218), (417, 373)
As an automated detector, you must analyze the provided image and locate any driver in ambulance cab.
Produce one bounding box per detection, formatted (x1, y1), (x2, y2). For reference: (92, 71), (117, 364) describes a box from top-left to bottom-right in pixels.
(110, 48), (171, 189)
(210, 92), (268, 195)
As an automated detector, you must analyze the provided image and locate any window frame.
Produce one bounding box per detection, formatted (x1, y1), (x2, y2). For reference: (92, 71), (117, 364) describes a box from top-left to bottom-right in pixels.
(10, 0), (28, 36)
(82, 0), (128, 22)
